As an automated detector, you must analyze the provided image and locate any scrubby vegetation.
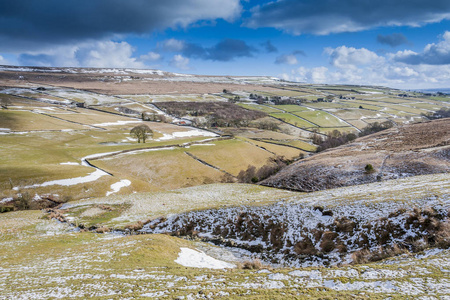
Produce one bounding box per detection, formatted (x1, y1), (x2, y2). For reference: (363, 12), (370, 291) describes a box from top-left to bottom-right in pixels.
(143, 203), (450, 267)
(1, 192), (70, 212)
(237, 156), (292, 183)
(315, 130), (358, 152)
(315, 121), (393, 152)
(423, 107), (450, 120)
(155, 102), (266, 128)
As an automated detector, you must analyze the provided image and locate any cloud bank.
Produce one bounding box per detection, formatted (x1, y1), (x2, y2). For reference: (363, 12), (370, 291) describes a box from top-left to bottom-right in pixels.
(393, 31), (450, 65)
(160, 38), (256, 61)
(282, 32), (450, 89)
(246, 0), (450, 35)
(0, 0), (241, 52)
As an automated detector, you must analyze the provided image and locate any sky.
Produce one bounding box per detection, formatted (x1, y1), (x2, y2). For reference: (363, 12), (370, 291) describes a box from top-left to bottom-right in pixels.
(1, 0), (450, 89)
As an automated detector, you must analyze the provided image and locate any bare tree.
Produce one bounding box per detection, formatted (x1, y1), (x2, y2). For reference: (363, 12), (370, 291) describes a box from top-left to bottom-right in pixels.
(130, 124), (153, 143)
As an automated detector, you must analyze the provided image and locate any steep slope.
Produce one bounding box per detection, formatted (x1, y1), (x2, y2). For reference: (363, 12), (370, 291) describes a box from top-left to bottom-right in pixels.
(261, 118), (449, 192)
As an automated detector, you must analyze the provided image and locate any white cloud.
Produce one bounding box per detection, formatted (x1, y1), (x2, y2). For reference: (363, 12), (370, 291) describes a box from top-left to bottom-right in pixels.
(282, 36), (450, 89)
(140, 51), (162, 62)
(0, 55), (11, 65)
(161, 39), (186, 52)
(75, 41), (145, 68)
(325, 46), (383, 69)
(18, 40), (146, 69)
(170, 54), (190, 70)
(295, 66), (329, 83)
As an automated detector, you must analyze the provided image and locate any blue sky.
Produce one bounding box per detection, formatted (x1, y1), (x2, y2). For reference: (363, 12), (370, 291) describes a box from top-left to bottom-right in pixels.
(1, 0), (450, 89)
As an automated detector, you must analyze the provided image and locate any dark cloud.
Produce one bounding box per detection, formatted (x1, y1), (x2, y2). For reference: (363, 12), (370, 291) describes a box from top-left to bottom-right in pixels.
(161, 39), (256, 61)
(393, 32), (450, 65)
(293, 50), (306, 56)
(245, 0), (450, 35)
(207, 39), (256, 61)
(377, 33), (409, 47)
(0, 0), (241, 52)
(262, 40), (278, 53)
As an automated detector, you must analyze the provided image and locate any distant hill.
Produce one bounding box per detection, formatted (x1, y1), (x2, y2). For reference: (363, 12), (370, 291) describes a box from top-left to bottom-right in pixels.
(261, 118), (450, 192)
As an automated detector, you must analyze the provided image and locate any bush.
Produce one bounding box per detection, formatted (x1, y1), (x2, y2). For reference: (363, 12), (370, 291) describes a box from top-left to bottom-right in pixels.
(240, 259), (264, 270)
(0, 206), (14, 213)
(365, 164), (375, 173)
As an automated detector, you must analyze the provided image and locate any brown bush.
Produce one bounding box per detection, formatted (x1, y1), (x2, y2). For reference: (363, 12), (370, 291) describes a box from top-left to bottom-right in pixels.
(435, 220), (450, 248)
(334, 217), (356, 232)
(294, 237), (317, 255)
(240, 259), (264, 270)
(96, 226), (110, 233)
(125, 221), (143, 231)
(351, 249), (371, 264)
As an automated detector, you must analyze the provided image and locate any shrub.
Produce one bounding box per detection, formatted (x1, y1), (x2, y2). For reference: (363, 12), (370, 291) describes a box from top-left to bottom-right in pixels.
(365, 164), (375, 173)
(15, 192), (32, 210)
(240, 259), (264, 270)
(0, 206), (14, 213)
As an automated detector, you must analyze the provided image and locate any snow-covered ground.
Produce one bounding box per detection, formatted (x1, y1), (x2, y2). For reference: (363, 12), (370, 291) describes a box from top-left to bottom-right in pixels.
(156, 128), (218, 141)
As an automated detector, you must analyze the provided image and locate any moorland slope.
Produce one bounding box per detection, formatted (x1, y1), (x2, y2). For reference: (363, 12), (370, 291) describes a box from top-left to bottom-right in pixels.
(261, 118), (450, 191)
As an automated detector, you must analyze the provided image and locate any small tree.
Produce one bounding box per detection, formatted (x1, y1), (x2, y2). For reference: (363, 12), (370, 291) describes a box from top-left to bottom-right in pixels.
(130, 124), (153, 143)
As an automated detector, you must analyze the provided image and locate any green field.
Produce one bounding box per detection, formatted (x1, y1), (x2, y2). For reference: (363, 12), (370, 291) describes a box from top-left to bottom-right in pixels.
(269, 112), (318, 128)
(268, 104), (310, 112)
(238, 103), (281, 113)
(292, 110), (348, 127)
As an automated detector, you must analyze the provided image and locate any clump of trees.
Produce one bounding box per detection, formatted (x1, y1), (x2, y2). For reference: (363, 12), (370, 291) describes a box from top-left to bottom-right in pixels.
(130, 124), (153, 143)
(422, 108), (450, 120)
(358, 121), (394, 137)
(155, 102), (266, 128)
(238, 156), (291, 183)
(256, 120), (280, 131)
(316, 130), (358, 152)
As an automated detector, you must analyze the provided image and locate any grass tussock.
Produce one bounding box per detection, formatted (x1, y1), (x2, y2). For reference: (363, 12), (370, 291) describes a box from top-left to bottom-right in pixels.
(238, 258), (266, 270)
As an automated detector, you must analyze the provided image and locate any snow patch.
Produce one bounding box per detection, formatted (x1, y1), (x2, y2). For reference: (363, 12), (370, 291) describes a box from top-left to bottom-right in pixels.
(175, 248), (235, 269)
(156, 129), (217, 141)
(60, 162), (80, 166)
(106, 180), (131, 196)
(22, 169), (109, 188)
